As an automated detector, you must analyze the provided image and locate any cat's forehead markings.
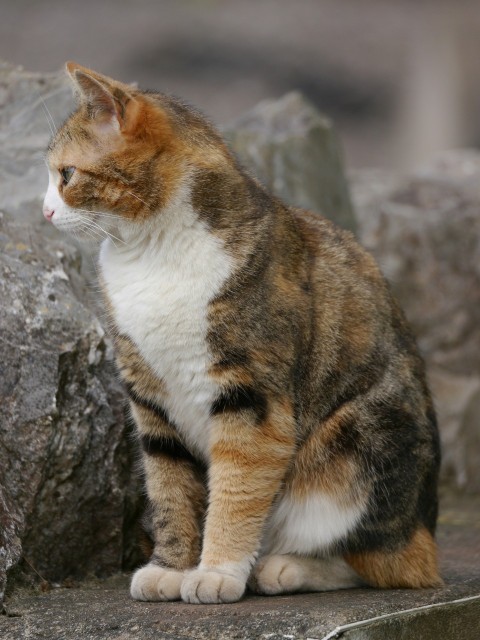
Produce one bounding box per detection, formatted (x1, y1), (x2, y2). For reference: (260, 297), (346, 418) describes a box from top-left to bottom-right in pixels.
(48, 128), (108, 171)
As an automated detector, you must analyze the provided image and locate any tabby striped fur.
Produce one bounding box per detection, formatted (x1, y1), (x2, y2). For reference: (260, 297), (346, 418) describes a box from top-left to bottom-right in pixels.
(43, 63), (442, 604)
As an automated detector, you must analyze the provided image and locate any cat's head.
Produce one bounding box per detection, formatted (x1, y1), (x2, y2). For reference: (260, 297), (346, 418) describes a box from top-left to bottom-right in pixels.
(43, 62), (227, 241)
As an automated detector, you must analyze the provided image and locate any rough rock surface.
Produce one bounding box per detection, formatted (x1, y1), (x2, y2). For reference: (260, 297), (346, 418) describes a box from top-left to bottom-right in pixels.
(224, 91), (356, 232)
(0, 62), (144, 609)
(351, 151), (480, 492)
(0, 208), (142, 607)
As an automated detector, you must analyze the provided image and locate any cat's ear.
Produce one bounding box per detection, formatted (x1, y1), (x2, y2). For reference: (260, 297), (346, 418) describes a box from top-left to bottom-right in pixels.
(65, 62), (134, 132)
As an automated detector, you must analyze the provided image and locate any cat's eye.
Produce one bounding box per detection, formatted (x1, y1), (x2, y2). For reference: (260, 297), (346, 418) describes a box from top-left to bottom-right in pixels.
(60, 166), (75, 185)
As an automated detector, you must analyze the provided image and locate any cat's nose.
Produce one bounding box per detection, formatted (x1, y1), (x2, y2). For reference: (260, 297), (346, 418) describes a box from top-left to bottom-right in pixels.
(43, 206), (55, 221)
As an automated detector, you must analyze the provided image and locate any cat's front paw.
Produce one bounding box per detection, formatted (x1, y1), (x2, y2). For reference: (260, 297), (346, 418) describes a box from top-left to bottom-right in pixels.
(181, 568), (245, 604)
(130, 563), (184, 601)
(250, 554), (303, 595)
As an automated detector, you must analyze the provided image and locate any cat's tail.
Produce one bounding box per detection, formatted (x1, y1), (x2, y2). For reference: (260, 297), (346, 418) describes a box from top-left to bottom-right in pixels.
(344, 526), (443, 588)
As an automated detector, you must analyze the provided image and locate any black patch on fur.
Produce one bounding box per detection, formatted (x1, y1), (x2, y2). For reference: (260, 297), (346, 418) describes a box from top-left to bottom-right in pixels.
(333, 418), (362, 456)
(211, 385), (268, 422)
(341, 400), (434, 554)
(126, 383), (172, 426)
(141, 434), (197, 465)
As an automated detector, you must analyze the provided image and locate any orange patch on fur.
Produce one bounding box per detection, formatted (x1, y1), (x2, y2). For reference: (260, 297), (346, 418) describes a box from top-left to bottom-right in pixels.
(344, 527), (443, 588)
(208, 365), (254, 388)
(286, 403), (367, 506)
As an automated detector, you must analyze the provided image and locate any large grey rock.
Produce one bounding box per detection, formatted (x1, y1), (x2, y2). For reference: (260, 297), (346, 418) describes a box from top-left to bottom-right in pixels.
(351, 150), (480, 492)
(0, 490), (22, 610)
(225, 91), (356, 233)
(0, 208), (141, 607)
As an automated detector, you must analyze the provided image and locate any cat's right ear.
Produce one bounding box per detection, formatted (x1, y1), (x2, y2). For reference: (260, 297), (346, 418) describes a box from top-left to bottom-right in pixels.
(65, 62), (135, 133)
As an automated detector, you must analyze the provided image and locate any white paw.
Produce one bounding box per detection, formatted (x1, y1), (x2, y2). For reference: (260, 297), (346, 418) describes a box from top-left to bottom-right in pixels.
(251, 555), (303, 595)
(180, 569), (246, 604)
(130, 563), (184, 601)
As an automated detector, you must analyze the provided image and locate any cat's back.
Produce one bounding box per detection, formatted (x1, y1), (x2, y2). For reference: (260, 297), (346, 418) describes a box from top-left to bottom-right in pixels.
(287, 206), (432, 430)
(292, 207), (395, 350)
(293, 207), (387, 303)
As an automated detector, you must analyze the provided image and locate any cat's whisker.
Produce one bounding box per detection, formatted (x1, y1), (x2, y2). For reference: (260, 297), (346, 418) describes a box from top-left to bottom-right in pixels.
(76, 208), (119, 218)
(85, 221), (125, 248)
(40, 97), (57, 138)
(73, 225), (98, 240)
(76, 210), (129, 231)
(92, 226), (127, 247)
(72, 211), (104, 228)
(89, 222), (127, 246)
(74, 217), (107, 242)
(90, 212), (121, 220)
(126, 190), (150, 208)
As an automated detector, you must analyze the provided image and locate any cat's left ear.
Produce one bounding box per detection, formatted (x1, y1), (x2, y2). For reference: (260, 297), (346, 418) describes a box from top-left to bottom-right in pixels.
(66, 62), (135, 132)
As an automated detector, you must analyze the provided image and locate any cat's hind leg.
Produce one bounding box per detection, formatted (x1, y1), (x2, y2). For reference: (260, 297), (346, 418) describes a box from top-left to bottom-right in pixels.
(250, 554), (363, 595)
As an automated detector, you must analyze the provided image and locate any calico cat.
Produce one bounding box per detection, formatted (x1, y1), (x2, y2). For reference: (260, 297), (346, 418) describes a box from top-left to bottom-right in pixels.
(43, 62), (442, 604)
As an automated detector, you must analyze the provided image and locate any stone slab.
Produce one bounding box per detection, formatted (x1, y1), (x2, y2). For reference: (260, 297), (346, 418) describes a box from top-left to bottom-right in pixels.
(1, 490), (479, 640)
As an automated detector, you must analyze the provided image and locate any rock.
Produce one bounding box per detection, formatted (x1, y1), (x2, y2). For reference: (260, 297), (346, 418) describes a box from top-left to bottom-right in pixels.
(0, 208), (142, 607)
(0, 64), (72, 594)
(0, 490), (22, 611)
(224, 91), (356, 233)
(351, 150), (480, 492)
(428, 369), (480, 491)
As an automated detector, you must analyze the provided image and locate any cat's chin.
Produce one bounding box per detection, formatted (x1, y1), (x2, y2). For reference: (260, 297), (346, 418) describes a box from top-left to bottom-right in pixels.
(51, 213), (120, 245)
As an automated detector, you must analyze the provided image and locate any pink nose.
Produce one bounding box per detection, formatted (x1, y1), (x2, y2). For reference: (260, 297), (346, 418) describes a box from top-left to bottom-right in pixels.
(43, 207), (55, 221)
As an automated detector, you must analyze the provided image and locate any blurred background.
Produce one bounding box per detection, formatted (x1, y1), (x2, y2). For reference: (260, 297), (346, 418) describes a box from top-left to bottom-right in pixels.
(1, 0), (479, 171)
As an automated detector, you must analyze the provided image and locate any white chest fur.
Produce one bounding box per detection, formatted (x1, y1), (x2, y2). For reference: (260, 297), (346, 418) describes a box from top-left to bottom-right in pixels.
(99, 207), (233, 459)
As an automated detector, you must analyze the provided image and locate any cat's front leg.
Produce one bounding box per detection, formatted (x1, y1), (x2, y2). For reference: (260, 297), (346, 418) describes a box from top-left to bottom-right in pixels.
(181, 394), (295, 604)
(128, 402), (207, 602)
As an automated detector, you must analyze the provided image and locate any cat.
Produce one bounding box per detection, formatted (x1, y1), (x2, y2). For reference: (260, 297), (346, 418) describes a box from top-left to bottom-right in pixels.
(42, 62), (442, 604)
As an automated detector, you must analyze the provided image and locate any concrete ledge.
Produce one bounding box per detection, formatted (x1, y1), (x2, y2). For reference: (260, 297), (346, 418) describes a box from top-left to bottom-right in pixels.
(323, 596), (480, 640)
(1, 490), (479, 639)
